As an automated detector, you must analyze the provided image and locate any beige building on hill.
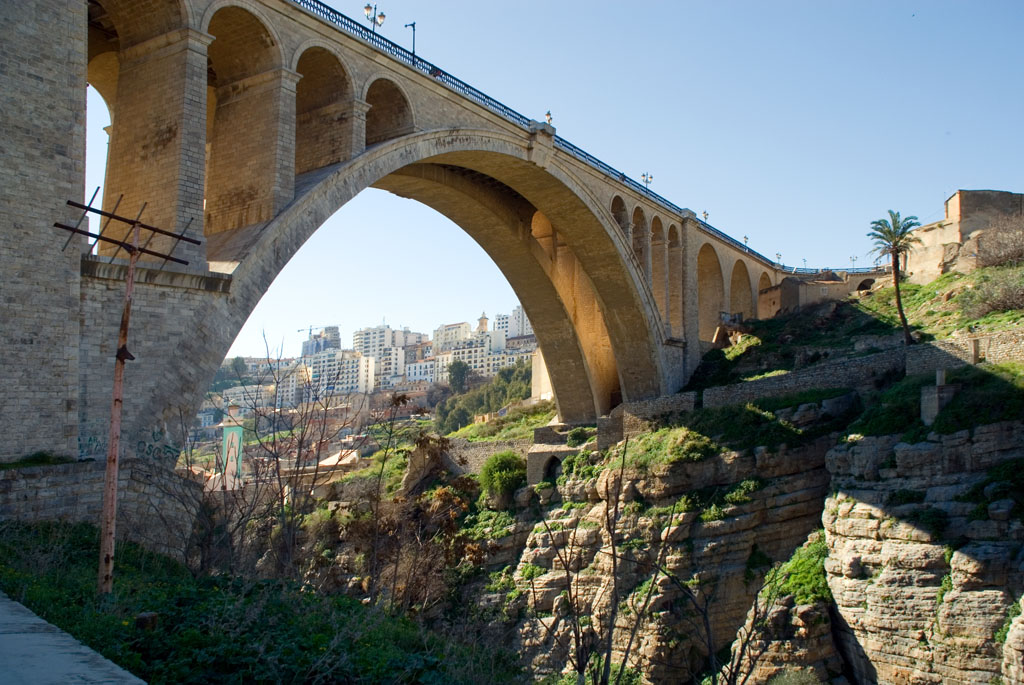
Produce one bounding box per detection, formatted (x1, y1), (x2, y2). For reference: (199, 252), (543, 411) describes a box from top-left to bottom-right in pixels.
(905, 189), (1023, 284)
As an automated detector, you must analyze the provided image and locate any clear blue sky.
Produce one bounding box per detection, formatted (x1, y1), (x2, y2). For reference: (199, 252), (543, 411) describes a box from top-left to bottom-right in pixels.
(85, 0), (1023, 358)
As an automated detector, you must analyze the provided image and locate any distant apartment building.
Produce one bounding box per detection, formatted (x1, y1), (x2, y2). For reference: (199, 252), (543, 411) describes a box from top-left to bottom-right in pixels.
(220, 384), (275, 414)
(406, 358), (436, 384)
(276, 363), (312, 407)
(432, 322), (471, 350)
(492, 305), (533, 339)
(375, 346), (406, 388)
(306, 348), (375, 395)
(301, 326), (340, 357)
(353, 325), (426, 358)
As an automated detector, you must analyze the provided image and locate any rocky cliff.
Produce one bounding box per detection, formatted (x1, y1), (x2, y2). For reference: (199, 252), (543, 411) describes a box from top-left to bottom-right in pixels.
(822, 421), (1024, 684)
(502, 433), (835, 682)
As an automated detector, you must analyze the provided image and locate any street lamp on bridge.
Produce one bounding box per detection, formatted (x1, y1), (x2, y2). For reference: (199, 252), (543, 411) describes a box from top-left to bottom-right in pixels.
(363, 4), (385, 32)
(641, 172), (653, 190)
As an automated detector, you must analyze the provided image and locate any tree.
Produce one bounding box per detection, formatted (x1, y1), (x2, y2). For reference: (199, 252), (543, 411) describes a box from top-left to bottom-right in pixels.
(231, 356), (248, 379)
(448, 360), (471, 393)
(867, 210), (921, 345)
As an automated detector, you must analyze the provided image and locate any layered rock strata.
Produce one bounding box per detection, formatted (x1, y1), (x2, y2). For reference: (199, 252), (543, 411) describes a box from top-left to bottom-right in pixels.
(823, 421), (1024, 684)
(509, 436), (835, 683)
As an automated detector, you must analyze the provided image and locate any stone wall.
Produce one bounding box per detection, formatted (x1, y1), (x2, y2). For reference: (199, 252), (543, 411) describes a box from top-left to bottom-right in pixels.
(0, 459), (200, 559)
(442, 438), (532, 476)
(905, 330), (1024, 376)
(703, 348), (906, 409)
(0, 0), (86, 461)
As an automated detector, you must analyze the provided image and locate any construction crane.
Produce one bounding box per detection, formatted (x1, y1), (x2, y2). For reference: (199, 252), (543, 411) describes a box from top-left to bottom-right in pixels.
(298, 325), (329, 339)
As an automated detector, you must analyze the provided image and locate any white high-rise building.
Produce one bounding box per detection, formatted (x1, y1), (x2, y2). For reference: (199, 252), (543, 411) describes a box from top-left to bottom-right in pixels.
(509, 305), (533, 338)
(306, 349), (375, 395)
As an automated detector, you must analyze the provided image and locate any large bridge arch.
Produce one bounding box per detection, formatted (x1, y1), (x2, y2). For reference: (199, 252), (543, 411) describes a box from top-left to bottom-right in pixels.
(190, 129), (666, 428)
(696, 242), (725, 343)
(729, 260), (754, 320)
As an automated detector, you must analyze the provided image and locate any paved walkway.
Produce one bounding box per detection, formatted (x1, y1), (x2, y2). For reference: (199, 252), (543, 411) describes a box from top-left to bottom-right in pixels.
(0, 592), (143, 684)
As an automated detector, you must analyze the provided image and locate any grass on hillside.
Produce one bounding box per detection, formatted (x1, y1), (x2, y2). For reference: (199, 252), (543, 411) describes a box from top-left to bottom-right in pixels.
(0, 521), (520, 684)
(846, 362), (1024, 441)
(619, 389), (859, 473)
(448, 401), (556, 441)
(686, 263), (1024, 392)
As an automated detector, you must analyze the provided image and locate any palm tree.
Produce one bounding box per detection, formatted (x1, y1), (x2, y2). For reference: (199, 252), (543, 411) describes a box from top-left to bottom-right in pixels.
(867, 210), (922, 345)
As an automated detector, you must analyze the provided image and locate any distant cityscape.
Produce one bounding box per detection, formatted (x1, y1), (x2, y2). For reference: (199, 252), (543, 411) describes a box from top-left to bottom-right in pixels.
(204, 304), (539, 425)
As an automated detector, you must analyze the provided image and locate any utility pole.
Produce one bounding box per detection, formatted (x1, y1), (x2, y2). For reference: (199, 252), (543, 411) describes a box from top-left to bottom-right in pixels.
(53, 196), (200, 595)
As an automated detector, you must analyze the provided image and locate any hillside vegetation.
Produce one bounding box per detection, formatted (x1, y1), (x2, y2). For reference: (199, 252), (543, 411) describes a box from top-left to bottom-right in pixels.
(687, 263), (1024, 391)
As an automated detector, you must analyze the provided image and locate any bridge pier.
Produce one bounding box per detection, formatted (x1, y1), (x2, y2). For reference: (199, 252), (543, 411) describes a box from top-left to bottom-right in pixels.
(100, 28), (211, 266)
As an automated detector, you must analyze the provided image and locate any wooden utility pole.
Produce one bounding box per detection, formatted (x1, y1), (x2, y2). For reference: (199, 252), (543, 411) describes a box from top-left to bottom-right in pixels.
(97, 212), (141, 595)
(53, 196), (200, 595)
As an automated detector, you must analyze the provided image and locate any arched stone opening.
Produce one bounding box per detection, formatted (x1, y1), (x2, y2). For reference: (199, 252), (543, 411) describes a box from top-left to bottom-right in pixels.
(697, 243), (724, 343)
(343, 162), (611, 423)
(757, 271), (773, 318)
(857, 278), (875, 291)
(729, 260), (753, 320)
(611, 195), (629, 237)
(87, 0), (202, 260)
(668, 225), (683, 336)
(205, 5), (289, 235)
(632, 206), (648, 277)
(651, 217), (667, 324)
(190, 134), (665, 433)
(543, 456), (562, 483)
(295, 47), (354, 174)
(365, 78), (414, 146)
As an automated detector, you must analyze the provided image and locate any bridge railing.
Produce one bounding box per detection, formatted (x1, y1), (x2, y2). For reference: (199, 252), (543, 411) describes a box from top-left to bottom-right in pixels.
(289, 0), (531, 127)
(287, 1), (867, 278)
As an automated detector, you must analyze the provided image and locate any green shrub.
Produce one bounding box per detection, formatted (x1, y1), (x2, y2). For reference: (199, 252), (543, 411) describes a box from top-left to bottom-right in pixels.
(996, 599), (1022, 643)
(936, 573), (953, 605)
(700, 503), (726, 523)
(519, 563), (545, 581)
(723, 478), (764, 505)
(773, 533), (831, 604)
(479, 450), (526, 499)
(461, 508), (516, 541)
(566, 427), (590, 447)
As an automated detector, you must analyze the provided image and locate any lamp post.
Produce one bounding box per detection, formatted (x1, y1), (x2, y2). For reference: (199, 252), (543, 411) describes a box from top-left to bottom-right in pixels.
(363, 3), (385, 32)
(404, 21), (416, 57)
(803, 258), (807, 269)
(850, 255), (858, 270)
(776, 252), (782, 265)
(641, 172), (653, 190)
(702, 210), (708, 222)
(743, 235), (749, 245)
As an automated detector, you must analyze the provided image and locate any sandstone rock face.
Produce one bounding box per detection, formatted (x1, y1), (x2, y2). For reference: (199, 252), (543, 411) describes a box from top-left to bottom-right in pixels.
(824, 421), (1024, 684)
(508, 437), (835, 683)
(736, 592), (844, 684)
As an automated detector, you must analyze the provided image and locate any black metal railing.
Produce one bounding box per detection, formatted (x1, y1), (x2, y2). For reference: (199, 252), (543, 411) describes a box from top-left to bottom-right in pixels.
(287, 0), (878, 277)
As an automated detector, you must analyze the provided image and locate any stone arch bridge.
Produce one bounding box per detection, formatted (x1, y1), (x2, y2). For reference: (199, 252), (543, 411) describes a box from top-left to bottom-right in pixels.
(2, 0), (863, 460)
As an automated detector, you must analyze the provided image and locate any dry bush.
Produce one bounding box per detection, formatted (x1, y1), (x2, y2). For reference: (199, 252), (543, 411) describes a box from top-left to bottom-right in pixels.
(979, 215), (1024, 267)
(959, 264), (1024, 319)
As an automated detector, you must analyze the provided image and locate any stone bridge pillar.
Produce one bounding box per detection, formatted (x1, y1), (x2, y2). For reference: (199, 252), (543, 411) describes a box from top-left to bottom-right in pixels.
(345, 99), (372, 159)
(101, 29), (212, 266)
(206, 68), (299, 234)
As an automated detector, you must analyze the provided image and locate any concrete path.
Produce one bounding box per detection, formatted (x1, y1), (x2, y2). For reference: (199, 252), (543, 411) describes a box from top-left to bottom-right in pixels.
(0, 592), (144, 684)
